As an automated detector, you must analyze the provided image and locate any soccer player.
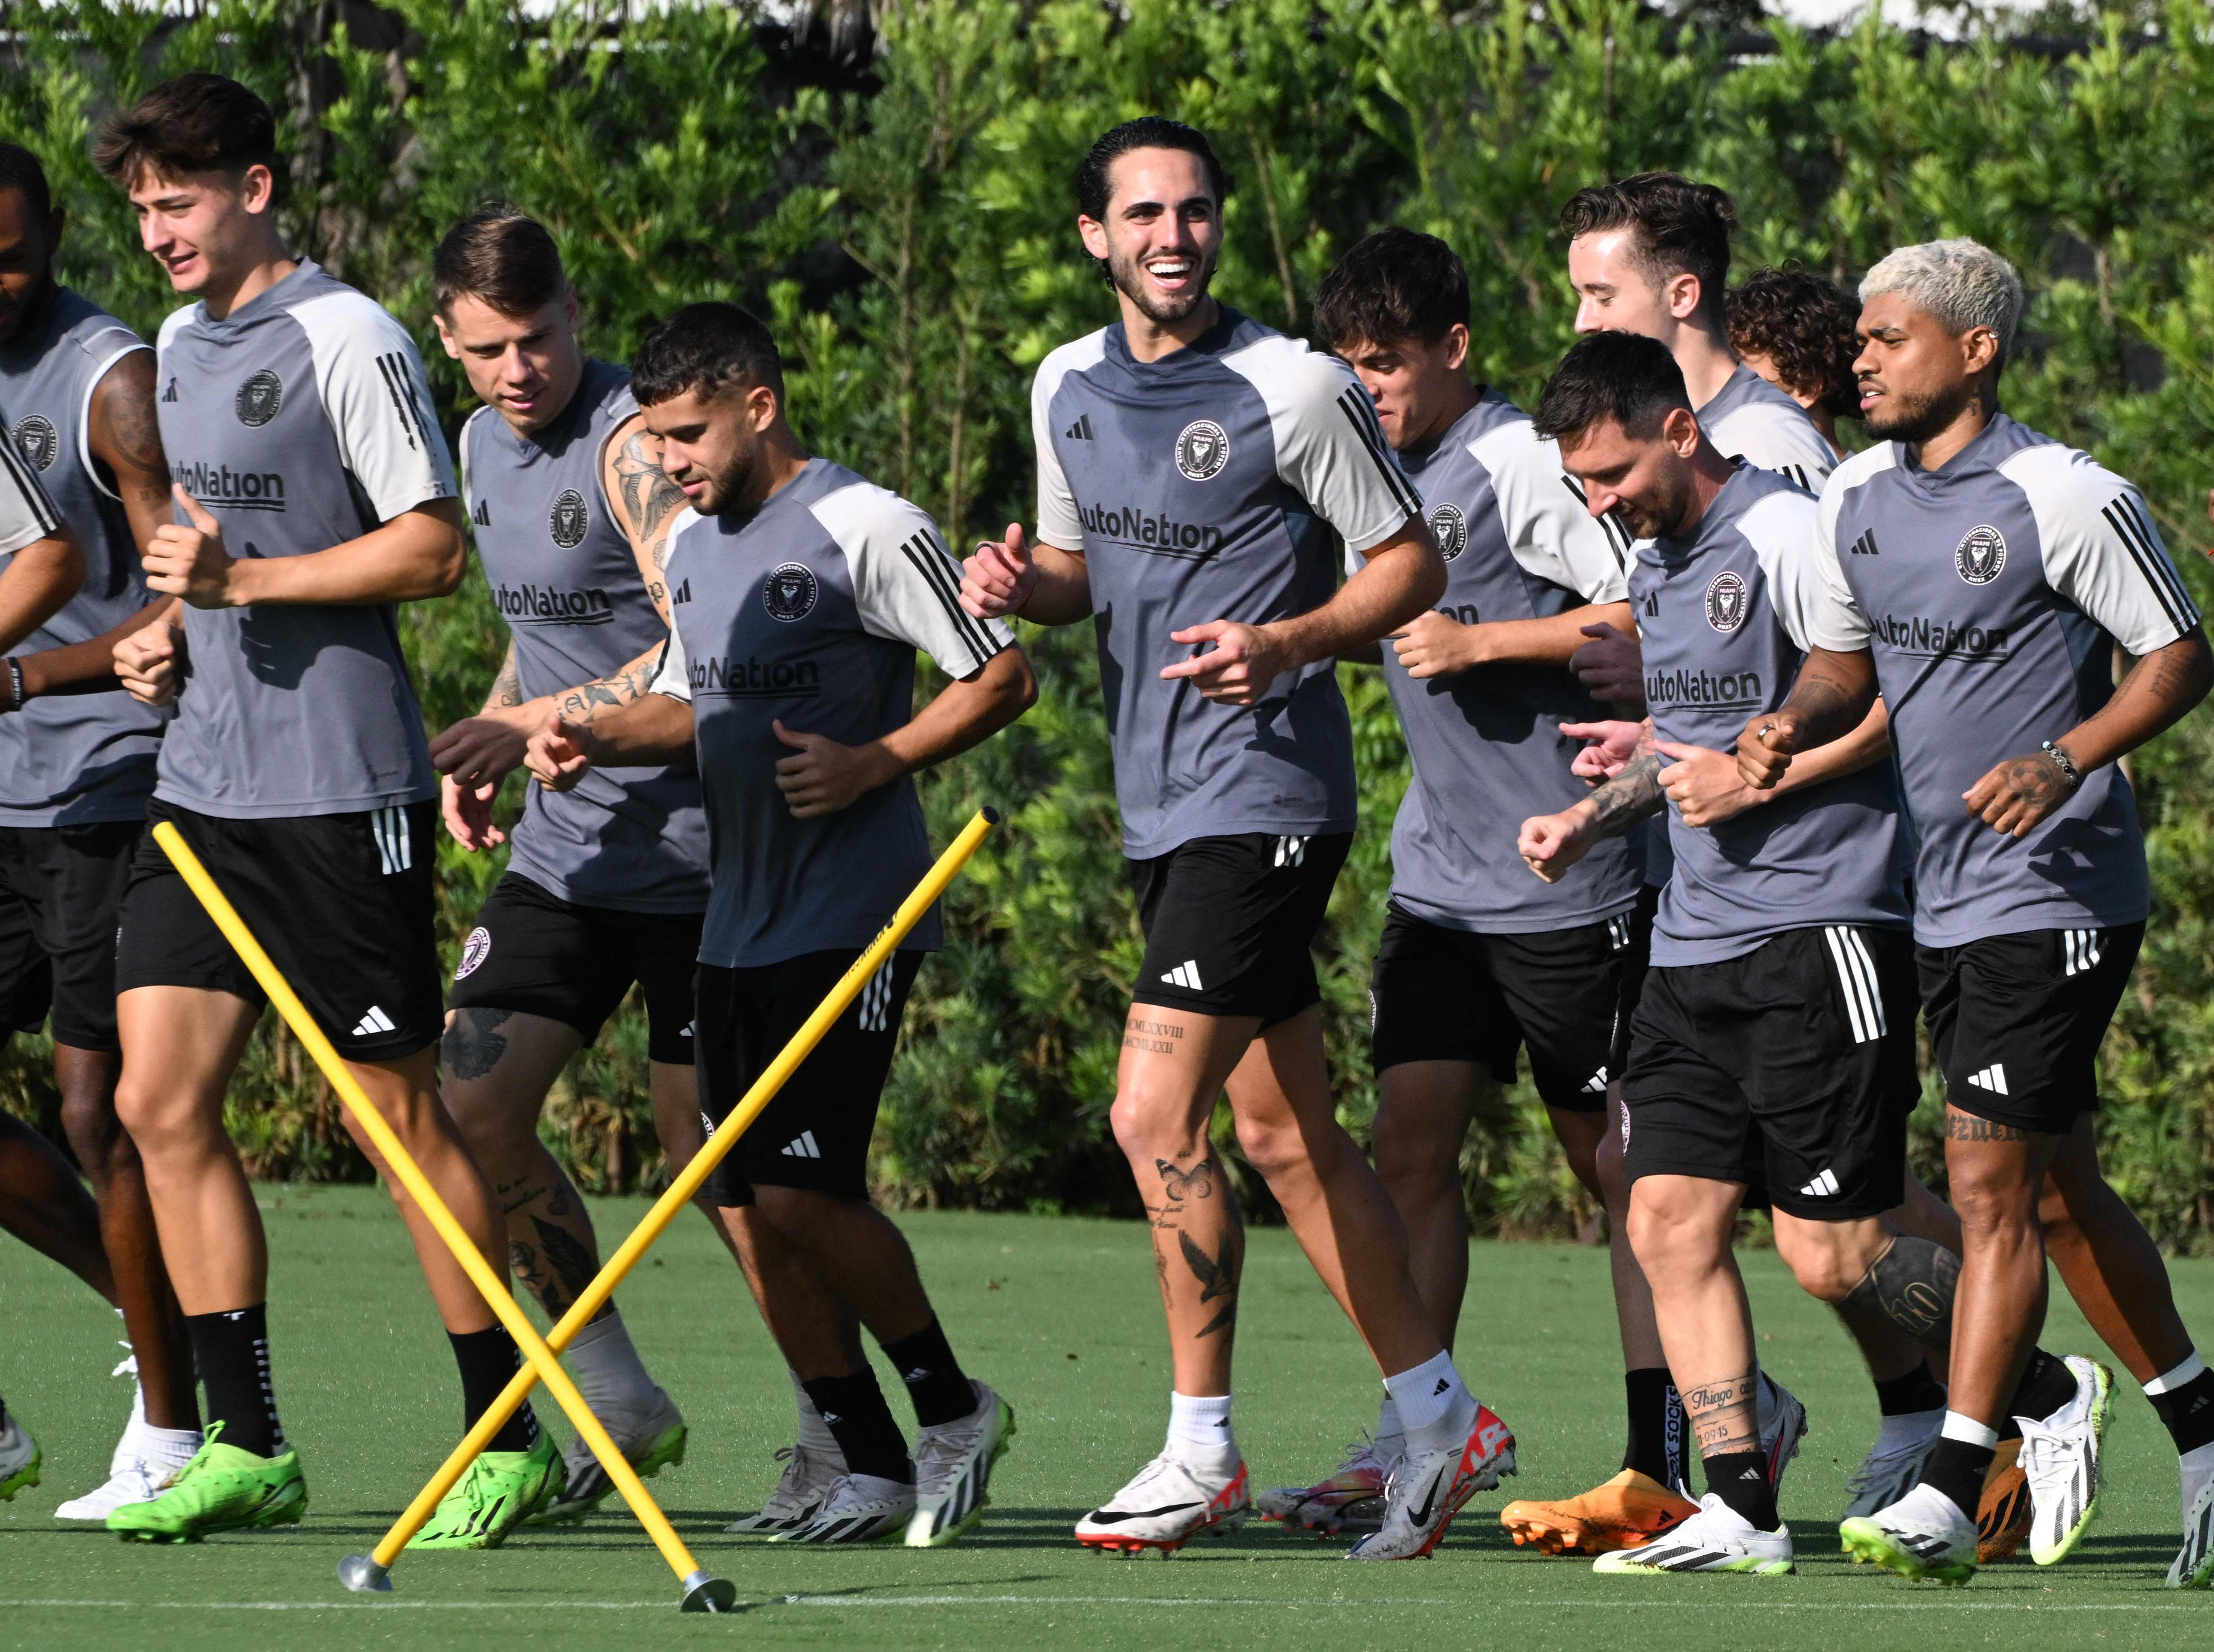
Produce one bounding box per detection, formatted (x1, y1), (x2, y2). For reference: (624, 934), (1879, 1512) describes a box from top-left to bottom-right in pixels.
(1255, 229), (1639, 1538)
(0, 140), (201, 1516)
(1740, 238), (2214, 1588)
(1725, 266), (1864, 458)
(958, 118), (1513, 1561)
(94, 73), (550, 1544)
(426, 207), (709, 1522)
(527, 301), (1031, 1547)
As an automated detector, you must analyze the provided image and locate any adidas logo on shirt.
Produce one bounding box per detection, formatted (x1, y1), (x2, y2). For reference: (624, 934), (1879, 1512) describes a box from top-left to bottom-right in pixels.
(672, 578), (691, 605)
(1798, 1168), (1840, 1198)
(1643, 592), (1660, 618)
(472, 498), (491, 526)
(162, 378), (179, 403)
(1065, 414), (1094, 442)
(352, 1005), (396, 1037)
(782, 1131), (823, 1160)
(1160, 960), (1204, 991)
(1849, 528), (1880, 556)
(1968, 1064), (2010, 1095)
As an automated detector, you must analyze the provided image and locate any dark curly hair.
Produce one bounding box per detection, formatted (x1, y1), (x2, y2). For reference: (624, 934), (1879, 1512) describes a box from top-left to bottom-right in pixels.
(1726, 266), (1862, 421)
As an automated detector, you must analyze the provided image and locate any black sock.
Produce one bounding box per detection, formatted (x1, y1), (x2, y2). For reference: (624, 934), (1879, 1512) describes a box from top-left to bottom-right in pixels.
(185, 1304), (283, 1458)
(801, 1369), (911, 1483)
(2148, 1367), (2214, 1455)
(1874, 1366), (1948, 1416)
(1622, 1368), (1690, 1494)
(1921, 1435), (1994, 1521)
(2007, 1349), (2078, 1424)
(448, 1328), (538, 1453)
(1704, 1448), (1778, 1530)
(880, 1319), (976, 1429)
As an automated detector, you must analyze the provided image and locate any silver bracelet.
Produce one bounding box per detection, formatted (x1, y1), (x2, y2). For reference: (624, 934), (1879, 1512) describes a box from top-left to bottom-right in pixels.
(4, 658), (21, 714)
(2041, 740), (2081, 789)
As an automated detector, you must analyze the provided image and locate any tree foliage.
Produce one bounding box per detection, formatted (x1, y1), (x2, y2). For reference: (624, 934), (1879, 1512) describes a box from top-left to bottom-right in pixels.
(3, 0), (2212, 1245)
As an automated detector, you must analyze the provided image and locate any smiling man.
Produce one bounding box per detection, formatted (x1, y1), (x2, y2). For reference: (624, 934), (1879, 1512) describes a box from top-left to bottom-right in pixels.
(958, 118), (1511, 1562)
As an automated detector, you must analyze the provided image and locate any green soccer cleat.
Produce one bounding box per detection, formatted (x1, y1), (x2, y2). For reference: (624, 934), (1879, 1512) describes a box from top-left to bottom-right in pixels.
(409, 1433), (564, 1550)
(106, 1424), (307, 1542)
(0, 1412), (41, 1501)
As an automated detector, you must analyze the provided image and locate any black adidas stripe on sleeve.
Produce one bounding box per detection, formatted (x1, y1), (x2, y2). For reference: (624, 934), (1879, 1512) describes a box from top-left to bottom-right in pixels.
(2102, 495), (2199, 635)
(373, 351), (433, 454)
(1559, 475), (1631, 568)
(1333, 387), (1422, 521)
(899, 530), (1001, 673)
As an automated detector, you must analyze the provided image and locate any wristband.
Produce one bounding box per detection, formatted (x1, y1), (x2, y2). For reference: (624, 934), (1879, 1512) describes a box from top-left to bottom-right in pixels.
(4, 658), (20, 714)
(2041, 740), (2081, 790)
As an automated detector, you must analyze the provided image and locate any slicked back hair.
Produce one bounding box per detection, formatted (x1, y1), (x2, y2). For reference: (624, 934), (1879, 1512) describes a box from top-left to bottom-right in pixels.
(632, 302), (784, 409)
(1560, 172), (1736, 327)
(93, 72), (281, 198)
(1314, 228), (1469, 354)
(1859, 237), (2025, 371)
(1532, 331), (1692, 448)
(1076, 117), (1226, 223)
(434, 208), (567, 319)
(0, 144), (52, 223)
(1727, 265), (1863, 420)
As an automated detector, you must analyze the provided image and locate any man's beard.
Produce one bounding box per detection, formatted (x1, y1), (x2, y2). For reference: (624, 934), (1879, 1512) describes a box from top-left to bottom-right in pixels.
(1863, 375), (1977, 445)
(1106, 244), (1215, 326)
(690, 451), (753, 515)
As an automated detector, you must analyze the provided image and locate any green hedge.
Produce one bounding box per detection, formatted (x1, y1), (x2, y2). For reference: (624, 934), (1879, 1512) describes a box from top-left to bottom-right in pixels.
(4, 0), (2213, 1246)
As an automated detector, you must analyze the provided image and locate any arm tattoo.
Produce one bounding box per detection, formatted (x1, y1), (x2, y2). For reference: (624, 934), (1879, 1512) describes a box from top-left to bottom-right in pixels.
(93, 353), (168, 480)
(613, 427), (689, 571)
(554, 649), (661, 725)
(487, 643), (524, 710)
(1588, 752), (1666, 835)
(1780, 651), (1876, 748)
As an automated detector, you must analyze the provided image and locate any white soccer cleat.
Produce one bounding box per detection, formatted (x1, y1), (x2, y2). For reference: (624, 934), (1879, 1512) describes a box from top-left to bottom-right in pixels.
(2021, 1355), (2112, 1566)
(1593, 1493), (1794, 1575)
(906, 1380), (1015, 1547)
(2168, 1472), (2214, 1589)
(1843, 1410), (1942, 1519)
(1758, 1371), (1807, 1491)
(1840, 1481), (1979, 1584)
(1257, 1435), (1394, 1535)
(55, 1453), (180, 1521)
(1074, 1451), (1250, 1555)
(528, 1384), (687, 1525)
(1345, 1401), (1515, 1560)
(773, 1472), (916, 1543)
(726, 1442), (845, 1535)
(0, 1412), (39, 1502)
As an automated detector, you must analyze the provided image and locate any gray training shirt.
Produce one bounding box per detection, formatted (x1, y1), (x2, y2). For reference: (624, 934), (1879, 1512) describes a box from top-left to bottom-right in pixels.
(1632, 463), (1906, 966)
(154, 260), (452, 819)
(1806, 412), (2199, 947)
(0, 287), (167, 825)
(1379, 390), (1640, 933)
(461, 359), (708, 913)
(1032, 308), (1419, 858)
(652, 458), (1014, 969)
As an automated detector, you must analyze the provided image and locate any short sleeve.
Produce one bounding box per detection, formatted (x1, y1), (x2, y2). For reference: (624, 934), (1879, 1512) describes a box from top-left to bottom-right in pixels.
(1222, 339), (1421, 555)
(652, 622), (691, 702)
(2003, 450), (2201, 657)
(294, 291), (457, 522)
(1481, 421), (1630, 604)
(1741, 489), (1855, 654)
(0, 414), (63, 556)
(812, 483), (1016, 678)
(1030, 333), (1105, 552)
(1793, 468), (1872, 651)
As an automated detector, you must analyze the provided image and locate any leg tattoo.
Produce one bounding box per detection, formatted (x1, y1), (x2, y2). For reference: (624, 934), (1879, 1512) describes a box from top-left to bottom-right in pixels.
(1681, 1372), (1758, 1455)
(443, 1007), (515, 1082)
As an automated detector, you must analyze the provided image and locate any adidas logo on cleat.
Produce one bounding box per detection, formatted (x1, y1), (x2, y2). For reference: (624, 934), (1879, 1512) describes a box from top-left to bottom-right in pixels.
(781, 1131), (822, 1159)
(351, 1005), (396, 1037)
(1797, 1168), (1840, 1198)
(1160, 960), (1204, 990)
(1967, 1063), (2010, 1095)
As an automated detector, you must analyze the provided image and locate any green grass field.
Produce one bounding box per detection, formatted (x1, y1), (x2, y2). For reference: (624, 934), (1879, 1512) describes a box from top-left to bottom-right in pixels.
(4, 1185), (2210, 1650)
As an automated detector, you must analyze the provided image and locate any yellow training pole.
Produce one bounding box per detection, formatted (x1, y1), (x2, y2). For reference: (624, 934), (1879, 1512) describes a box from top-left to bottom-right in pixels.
(151, 821), (735, 1613)
(352, 805), (999, 1587)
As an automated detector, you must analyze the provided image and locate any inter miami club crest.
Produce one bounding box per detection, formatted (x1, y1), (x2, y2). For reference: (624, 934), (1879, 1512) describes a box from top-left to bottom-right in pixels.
(1704, 570), (1748, 633)
(1174, 419), (1230, 482)
(548, 488), (589, 548)
(235, 368), (284, 427)
(1427, 502), (1468, 562)
(454, 926), (492, 981)
(763, 561), (819, 622)
(12, 415), (58, 472)
(1955, 523), (2007, 585)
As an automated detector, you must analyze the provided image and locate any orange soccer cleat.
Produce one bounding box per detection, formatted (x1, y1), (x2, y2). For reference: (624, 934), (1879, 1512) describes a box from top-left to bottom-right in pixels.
(1977, 1437), (2032, 1563)
(1500, 1469), (1698, 1556)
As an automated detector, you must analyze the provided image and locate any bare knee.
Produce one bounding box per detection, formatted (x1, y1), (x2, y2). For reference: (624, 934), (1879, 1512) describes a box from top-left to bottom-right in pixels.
(1775, 1225), (1882, 1303)
(1370, 1104), (1458, 1206)
(1110, 1085), (1210, 1166)
(57, 1065), (129, 1179)
(1625, 1180), (1726, 1275)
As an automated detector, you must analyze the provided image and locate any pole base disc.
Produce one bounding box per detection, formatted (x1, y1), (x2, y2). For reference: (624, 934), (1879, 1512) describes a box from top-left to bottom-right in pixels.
(338, 1555), (393, 1594)
(679, 1571), (737, 1613)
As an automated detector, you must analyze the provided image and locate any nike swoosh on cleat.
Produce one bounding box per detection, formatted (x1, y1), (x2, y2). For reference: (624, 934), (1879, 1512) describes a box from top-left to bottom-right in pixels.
(1085, 1501), (1203, 1525)
(1409, 1473), (1443, 1528)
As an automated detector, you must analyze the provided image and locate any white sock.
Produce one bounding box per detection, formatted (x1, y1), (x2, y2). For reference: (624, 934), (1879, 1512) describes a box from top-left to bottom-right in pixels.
(566, 1308), (659, 1416)
(1375, 1393), (1405, 1456)
(1166, 1391), (1237, 1464)
(1874, 1406), (1946, 1455)
(1385, 1351), (1473, 1452)
(141, 1424), (202, 1465)
(2180, 1440), (2214, 1525)
(2145, 1350), (2208, 1395)
(1941, 1411), (1999, 1449)
(791, 1369), (841, 1457)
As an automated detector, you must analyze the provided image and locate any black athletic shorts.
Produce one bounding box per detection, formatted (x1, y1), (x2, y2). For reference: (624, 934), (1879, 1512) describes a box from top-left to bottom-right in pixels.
(1128, 832), (1351, 1026)
(114, 799), (444, 1063)
(448, 872), (702, 1064)
(1369, 897), (1647, 1111)
(1622, 924), (1919, 1221)
(1918, 922), (2144, 1136)
(0, 820), (140, 1052)
(695, 947), (924, 1206)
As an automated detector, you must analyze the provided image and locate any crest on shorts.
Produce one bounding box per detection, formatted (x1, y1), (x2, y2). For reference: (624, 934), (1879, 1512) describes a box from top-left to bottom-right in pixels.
(455, 926), (492, 981)
(1427, 502), (1468, 562)
(1174, 419), (1230, 482)
(549, 488), (589, 549)
(235, 369), (284, 427)
(12, 415), (58, 472)
(763, 561), (818, 622)
(1955, 523), (2006, 585)
(1704, 570), (1748, 633)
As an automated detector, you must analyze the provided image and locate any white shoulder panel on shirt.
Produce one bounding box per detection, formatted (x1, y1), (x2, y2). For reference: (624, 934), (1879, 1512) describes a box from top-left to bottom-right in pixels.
(811, 478), (1012, 676)
(1471, 414), (1630, 602)
(1999, 442), (2200, 656)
